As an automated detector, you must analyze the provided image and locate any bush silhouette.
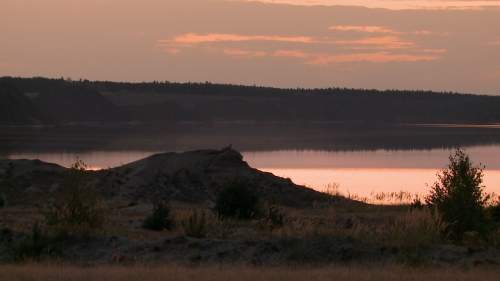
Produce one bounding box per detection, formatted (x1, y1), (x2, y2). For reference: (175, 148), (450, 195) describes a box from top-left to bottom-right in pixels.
(0, 193), (5, 208)
(143, 201), (173, 231)
(425, 149), (489, 239)
(266, 205), (285, 228)
(214, 180), (260, 220)
(43, 160), (106, 237)
(488, 201), (500, 223)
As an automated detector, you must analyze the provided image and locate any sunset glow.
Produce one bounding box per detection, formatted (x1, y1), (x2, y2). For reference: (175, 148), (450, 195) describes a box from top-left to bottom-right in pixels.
(1, 0), (499, 93)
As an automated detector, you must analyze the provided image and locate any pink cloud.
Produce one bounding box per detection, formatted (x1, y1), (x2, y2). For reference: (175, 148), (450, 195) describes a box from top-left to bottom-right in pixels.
(273, 50), (310, 58)
(329, 25), (397, 34)
(223, 48), (268, 58)
(307, 52), (440, 64)
(240, 48), (443, 64)
(160, 33), (316, 46)
(334, 36), (415, 49)
(421, 48), (448, 54)
(158, 30), (445, 65)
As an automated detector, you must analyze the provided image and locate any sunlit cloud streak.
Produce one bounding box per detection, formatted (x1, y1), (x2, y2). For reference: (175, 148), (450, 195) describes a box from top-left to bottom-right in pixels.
(329, 26), (436, 36)
(273, 49), (311, 58)
(237, 0), (500, 10)
(159, 33), (316, 46)
(197, 47), (445, 64)
(159, 32), (421, 51)
(158, 30), (445, 64)
(306, 52), (441, 64)
(272, 49), (443, 64)
(334, 36), (415, 49)
(329, 25), (398, 34)
(223, 48), (268, 58)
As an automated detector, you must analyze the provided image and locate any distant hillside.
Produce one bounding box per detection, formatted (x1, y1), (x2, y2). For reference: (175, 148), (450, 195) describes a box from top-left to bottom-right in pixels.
(0, 77), (122, 125)
(0, 82), (48, 125)
(1, 76), (500, 125)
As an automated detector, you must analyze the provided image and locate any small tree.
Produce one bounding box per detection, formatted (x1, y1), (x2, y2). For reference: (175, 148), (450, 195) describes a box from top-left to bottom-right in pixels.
(214, 179), (260, 220)
(44, 159), (106, 237)
(426, 149), (489, 239)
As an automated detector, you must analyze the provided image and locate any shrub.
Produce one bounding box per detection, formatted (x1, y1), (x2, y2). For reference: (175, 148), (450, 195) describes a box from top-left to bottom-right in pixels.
(214, 179), (260, 220)
(0, 193), (5, 208)
(11, 223), (59, 261)
(143, 201), (173, 231)
(43, 160), (106, 237)
(182, 210), (208, 238)
(487, 200), (500, 223)
(425, 149), (490, 240)
(266, 205), (285, 228)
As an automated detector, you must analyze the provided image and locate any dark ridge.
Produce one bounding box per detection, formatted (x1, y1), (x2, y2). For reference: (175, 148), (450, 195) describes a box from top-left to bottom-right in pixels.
(1, 76), (500, 125)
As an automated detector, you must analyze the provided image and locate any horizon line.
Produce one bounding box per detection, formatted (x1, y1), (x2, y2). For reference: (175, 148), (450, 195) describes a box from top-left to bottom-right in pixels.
(1, 75), (488, 97)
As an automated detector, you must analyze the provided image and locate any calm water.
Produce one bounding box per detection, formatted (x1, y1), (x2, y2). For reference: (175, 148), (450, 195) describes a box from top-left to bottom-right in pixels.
(6, 145), (500, 201)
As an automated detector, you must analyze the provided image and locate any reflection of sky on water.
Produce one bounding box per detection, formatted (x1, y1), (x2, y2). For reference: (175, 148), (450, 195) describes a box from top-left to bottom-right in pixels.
(6, 145), (500, 199)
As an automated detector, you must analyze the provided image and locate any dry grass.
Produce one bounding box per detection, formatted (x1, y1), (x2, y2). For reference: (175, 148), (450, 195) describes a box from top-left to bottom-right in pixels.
(0, 264), (499, 281)
(0, 202), (447, 245)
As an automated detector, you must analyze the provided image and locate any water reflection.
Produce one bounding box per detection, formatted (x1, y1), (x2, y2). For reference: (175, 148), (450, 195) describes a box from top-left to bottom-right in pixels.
(6, 145), (500, 199)
(243, 147), (500, 199)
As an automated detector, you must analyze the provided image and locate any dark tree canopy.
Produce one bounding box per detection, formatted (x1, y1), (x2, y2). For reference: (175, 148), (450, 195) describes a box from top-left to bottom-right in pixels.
(2, 76), (500, 125)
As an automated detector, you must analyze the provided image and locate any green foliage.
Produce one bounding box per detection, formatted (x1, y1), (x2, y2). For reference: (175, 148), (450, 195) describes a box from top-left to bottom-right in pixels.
(43, 159), (106, 237)
(182, 210), (208, 238)
(425, 149), (489, 239)
(142, 201), (173, 231)
(214, 179), (260, 220)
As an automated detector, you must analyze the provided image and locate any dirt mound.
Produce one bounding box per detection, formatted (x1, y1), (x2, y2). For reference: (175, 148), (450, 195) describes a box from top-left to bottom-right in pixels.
(1, 148), (333, 207)
(97, 147), (329, 206)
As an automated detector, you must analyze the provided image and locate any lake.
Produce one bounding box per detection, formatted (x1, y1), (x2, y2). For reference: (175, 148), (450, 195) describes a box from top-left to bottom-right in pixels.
(5, 146), (500, 203)
(2, 125), (500, 203)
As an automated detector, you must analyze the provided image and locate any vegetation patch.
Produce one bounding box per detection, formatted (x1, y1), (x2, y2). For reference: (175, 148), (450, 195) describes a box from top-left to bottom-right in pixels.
(43, 160), (106, 237)
(182, 210), (209, 238)
(214, 180), (261, 220)
(426, 149), (490, 240)
(143, 201), (174, 231)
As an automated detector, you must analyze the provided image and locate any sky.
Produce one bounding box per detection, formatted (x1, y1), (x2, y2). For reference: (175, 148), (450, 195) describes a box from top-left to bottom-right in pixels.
(1, 0), (500, 94)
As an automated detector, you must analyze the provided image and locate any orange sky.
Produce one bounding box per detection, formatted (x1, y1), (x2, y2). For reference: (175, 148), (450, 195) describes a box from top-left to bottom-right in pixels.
(1, 0), (500, 93)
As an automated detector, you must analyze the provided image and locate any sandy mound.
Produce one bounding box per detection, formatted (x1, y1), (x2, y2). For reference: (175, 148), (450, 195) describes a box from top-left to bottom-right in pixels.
(2, 147), (333, 207)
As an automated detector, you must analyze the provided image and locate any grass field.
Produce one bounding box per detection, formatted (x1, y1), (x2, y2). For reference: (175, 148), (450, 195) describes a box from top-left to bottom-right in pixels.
(1, 264), (500, 281)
